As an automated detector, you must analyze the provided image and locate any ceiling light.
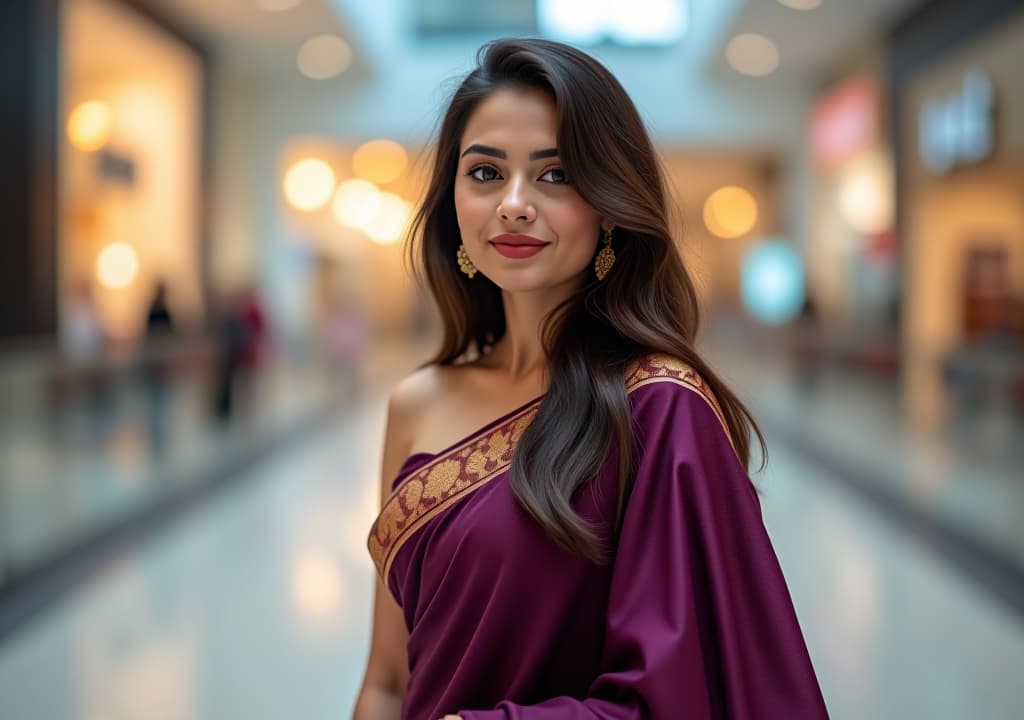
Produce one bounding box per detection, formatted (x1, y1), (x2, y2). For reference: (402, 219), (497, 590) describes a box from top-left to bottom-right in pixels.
(284, 158), (335, 211)
(777, 0), (823, 10)
(67, 100), (113, 152)
(96, 243), (139, 290)
(726, 33), (780, 77)
(332, 179), (381, 229)
(703, 186), (758, 239)
(258, 0), (304, 11)
(364, 193), (411, 245)
(297, 35), (352, 80)
(352, 139), (408, 185)
(538, 0), (687, 46)
(837, 151), (893, 235)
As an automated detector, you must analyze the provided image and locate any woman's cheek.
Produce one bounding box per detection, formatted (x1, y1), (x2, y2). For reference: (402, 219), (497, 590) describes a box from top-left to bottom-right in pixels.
(455, 190), (489, 236)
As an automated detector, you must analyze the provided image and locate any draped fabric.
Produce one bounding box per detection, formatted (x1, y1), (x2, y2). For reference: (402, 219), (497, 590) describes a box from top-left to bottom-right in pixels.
(367, 354), (829, 720)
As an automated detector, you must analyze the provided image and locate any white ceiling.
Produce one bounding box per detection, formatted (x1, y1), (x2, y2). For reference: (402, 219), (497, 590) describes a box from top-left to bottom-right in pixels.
(140, 0), (926, 85)
(124, 0), (929, 145)
(142, 0), (355, 74)
(710, 0), (926, 83)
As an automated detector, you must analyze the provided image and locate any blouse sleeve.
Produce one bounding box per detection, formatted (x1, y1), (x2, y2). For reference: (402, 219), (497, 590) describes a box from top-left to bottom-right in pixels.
(457, 380), (829, 719)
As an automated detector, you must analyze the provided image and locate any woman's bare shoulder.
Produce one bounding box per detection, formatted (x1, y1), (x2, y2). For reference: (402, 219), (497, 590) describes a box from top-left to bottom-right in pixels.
(386, 363), (463, 444)
(390, 363), (457, 413)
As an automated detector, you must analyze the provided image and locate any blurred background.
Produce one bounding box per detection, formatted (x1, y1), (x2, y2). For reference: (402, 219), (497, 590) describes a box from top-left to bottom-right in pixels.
(1, 0), (1022, 717)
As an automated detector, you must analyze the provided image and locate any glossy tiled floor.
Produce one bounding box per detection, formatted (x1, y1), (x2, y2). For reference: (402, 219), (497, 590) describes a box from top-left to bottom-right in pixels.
(1, 364), (1022, 719)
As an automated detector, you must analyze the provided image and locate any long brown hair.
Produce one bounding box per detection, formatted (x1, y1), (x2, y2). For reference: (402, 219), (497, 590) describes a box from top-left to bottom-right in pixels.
(406, 38), (765, 564)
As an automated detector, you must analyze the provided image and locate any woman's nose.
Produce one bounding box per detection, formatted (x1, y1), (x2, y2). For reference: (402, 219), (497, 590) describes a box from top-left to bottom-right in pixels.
(496, 177), (536, 222)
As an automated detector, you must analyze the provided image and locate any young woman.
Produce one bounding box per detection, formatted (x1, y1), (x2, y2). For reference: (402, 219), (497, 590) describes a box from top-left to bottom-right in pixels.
(354, 38), (829, 720)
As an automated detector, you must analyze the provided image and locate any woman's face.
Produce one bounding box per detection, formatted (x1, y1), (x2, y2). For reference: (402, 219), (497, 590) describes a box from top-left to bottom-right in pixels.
(454, 86), (604, 292)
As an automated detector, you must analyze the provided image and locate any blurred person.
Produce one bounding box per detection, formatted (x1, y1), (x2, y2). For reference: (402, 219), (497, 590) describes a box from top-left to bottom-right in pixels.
(212, 286), (267, 425)
(236, 285), (268, 418)
(60, 278), (112, 420)
(62, 278), (105, 364)
(142, 281), (175, 453)
(354, 39), (828, 720)
(326, 290), (369, 399)
(212, 289), (245, 423)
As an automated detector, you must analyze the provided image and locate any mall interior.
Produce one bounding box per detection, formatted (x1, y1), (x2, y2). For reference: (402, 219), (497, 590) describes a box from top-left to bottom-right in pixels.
(1, 0), (1022, 718)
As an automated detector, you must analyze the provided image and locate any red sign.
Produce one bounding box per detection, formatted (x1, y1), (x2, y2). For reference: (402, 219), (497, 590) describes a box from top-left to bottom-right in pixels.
(810, 74), (880, 173)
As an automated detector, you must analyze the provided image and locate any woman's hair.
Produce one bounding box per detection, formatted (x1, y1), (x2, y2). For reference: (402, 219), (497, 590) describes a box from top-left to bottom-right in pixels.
(407, 37), (765, 564)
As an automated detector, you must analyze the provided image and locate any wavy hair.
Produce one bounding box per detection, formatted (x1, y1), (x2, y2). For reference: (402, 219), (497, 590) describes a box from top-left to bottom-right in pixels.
(406, 38), (765, 563)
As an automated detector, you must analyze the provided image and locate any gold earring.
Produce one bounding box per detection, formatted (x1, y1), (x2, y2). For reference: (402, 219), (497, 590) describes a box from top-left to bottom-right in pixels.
(457, 243), (477, 278)
(595, 228), (616, 280)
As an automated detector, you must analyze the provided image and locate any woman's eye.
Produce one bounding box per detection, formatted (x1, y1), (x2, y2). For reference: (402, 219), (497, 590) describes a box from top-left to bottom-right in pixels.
(540, 167), (568, 184)
(468, 165), (501, 182)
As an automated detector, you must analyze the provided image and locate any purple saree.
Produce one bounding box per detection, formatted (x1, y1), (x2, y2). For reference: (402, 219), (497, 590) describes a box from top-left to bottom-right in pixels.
(367, 354), (829, 720)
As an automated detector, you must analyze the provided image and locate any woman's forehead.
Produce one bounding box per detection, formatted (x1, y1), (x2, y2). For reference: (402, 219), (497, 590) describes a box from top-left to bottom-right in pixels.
(460, 87), (558, 154)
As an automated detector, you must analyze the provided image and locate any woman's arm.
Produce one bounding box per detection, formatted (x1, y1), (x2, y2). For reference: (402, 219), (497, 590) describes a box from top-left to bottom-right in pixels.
(353, 388), (416, 719)
(352, 576), (409, 720)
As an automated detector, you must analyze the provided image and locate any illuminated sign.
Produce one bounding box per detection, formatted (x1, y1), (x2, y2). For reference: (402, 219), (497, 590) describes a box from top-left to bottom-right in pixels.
(741, 240), (805, 326)
(919, 68), (994, 174)
(810, 74), (879, 172)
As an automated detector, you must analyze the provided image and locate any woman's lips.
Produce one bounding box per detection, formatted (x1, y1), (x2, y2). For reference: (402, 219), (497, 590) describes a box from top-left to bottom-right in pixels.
(489, 234), (549, 259)
(490, 241), (547, 259)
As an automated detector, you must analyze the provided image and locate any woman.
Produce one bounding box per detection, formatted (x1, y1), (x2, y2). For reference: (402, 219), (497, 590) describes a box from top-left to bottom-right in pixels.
(354, 38), (829, 720)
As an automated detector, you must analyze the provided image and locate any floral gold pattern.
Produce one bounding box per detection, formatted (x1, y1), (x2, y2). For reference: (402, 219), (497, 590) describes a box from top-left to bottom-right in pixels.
(367, 353), (732, 579)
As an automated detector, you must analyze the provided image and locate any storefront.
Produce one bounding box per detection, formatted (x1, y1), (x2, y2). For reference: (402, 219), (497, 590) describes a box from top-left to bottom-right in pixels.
(892, 0), (1024, 439)
(805, 64), (900, 377)
(60, 0), (208, 349)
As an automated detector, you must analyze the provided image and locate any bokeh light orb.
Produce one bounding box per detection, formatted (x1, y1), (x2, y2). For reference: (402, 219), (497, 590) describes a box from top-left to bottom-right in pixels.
(726, 33), (780, 77)
(703, 185), (758, 239)
(352, 139), (408, 185)
(297, 35), (352, 80)
(332, 178), (381, 229)
(364, 193), (411, 245)
(777, 0), (822, 9)
(258, 0), (303, 10)
(741, 240), (805, 325)
(284, 158), (335, 211)
(67, 100), (113, 152)
(96, 242), (139, 289)
(837, 152), (894, 235)
(291, 550), (342, 623)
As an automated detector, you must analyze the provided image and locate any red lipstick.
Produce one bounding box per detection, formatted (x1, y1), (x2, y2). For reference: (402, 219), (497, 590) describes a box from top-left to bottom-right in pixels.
(489, 233), (549, 259)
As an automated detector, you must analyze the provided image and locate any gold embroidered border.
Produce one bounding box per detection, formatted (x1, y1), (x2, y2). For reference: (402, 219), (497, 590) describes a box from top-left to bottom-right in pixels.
(623, 353), (733, 446)
(367, 353), (729, 579)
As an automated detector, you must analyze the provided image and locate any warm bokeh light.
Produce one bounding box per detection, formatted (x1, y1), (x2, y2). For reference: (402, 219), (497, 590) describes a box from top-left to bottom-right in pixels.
(95, 242), (139, 290)
(352, 139), (408, 185)
(257, 0), (304, 10)
(297, 35), (352, 80)
(283, 158), (336, 211)
(364, 192), (411, 245)
(67, 100), (113, 151)
(777, 0), (823, 10)
(741, 240), (805, 325)
(291, 550), (342, 624)
(837, 151), (894, 235)
(332, 178), (382, 229)
(726, 33), (780, 77)
(703, 185), (759, 239)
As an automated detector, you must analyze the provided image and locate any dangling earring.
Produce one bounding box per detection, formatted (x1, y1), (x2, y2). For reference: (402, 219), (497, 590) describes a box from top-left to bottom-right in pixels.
(594, 227), (616, 280)
(457, 243), (477, 278)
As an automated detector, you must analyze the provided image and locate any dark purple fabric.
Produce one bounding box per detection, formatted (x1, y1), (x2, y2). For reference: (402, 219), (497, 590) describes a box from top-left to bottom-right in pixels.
(386, 380), (829, 720)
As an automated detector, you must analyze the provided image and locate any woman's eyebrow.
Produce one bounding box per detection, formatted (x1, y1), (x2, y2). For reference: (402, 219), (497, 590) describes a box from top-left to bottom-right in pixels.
(460, 144), (559, 160)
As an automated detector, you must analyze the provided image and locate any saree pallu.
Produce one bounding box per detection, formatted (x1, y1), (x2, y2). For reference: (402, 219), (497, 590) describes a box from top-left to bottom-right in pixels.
(367, 354), (829, 720)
